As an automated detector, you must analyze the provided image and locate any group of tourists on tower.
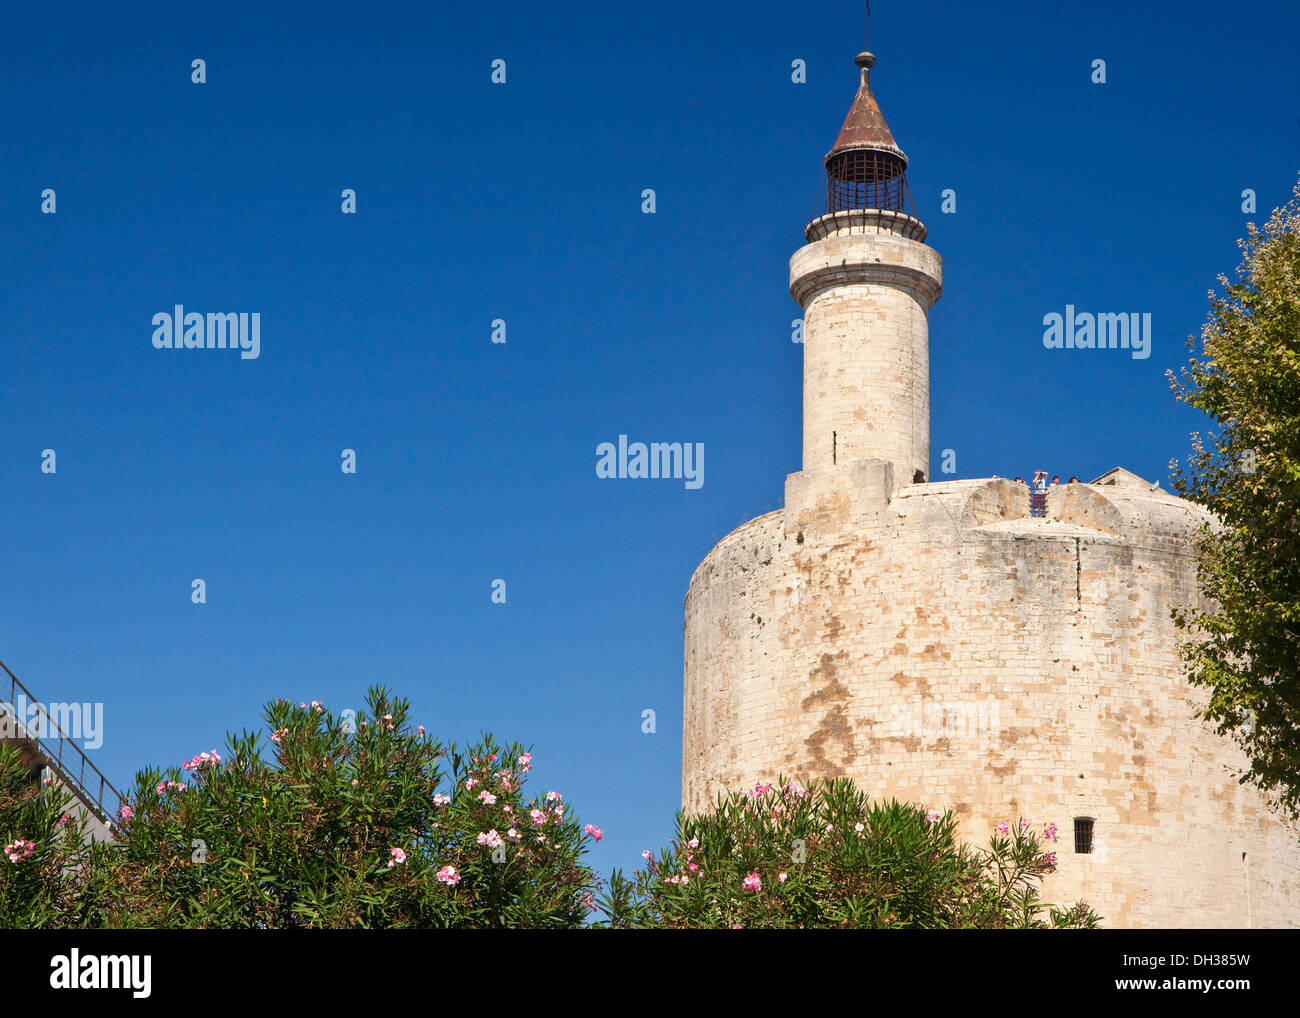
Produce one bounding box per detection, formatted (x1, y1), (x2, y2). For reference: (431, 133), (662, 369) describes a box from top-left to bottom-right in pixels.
(1011, 472), (1081, 518)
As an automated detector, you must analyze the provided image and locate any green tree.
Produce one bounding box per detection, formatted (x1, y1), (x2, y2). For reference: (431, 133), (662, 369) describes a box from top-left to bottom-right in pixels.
(596, 777), (1098, 929)
(1169, 178), (1300, 818)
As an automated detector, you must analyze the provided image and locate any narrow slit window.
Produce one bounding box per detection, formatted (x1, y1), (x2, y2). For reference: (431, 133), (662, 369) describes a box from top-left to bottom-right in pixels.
(1074, 817), (1094, 854)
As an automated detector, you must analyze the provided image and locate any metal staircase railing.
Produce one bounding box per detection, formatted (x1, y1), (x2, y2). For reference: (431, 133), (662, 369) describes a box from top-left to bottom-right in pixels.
(0, 658), (124, 825)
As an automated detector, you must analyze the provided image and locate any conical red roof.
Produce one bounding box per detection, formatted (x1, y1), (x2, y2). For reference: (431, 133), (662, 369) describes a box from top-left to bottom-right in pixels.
(825, 52), (907, 166)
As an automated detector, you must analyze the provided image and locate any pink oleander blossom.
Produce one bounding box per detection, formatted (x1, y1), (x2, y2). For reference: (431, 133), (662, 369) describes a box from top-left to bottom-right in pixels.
(388, 847), (407, 868)
(926, 808), (942, 824)
(4, 839), (36, 863)
(478, 790), (498, 805)
(583, 824), (604, 842)
(742, 871), (762, 893)
(436, 865), (461, 886)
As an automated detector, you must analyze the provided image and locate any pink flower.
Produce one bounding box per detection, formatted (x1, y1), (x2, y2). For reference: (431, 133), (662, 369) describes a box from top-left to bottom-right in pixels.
(1044, 822), (1059, 842)
(778, 871), (788, 883)
(530, 808), (547, 827)
(1045, 851), (1058, 866)
(688, 837), (699, 849)
(478, 790), (498, 805)
(476, 829), (504, 850)
(825, 824), (834, 833)
(926, 808), (942, 824)
(464, 778), (478, 790)
(351, 778), (359, 787)
(783, 780), (807, 798)
(118, 805), (134, 823)
(417, 725), (425, 737)
(311, 701), (324, 712)
(995, 821), (1010, 835)
(1019, 819), (1030, 831)
(433, 793), (451, 806)
(518, 752), (533, 772)
(182, 750), (222, 773)
(641, 849), (651, 860)
(502, 804), (512, 814)
(854, 822), (865, 834)
(58, 814), (70, 826)
(506, 828), (521, 842)
(270, 727), (289, 744)
(436, 865), (461, 886)
(545, 790), (562, 803)
(4, 839), (36, 863)
(742, 871), (762, 892)
(387, 847), (407, 868)
(583, 824), (604, 842)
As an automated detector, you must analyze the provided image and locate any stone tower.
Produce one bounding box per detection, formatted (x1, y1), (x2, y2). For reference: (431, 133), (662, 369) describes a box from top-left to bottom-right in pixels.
(682, 40), (1299, 927)
(794, 48), (940, 488)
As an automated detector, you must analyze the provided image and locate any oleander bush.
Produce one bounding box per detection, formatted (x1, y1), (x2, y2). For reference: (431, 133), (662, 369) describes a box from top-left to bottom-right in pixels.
(596, 777), (1099, 929)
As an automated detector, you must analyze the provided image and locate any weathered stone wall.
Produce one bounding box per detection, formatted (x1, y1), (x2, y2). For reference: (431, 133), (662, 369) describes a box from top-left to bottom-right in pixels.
(682, 472), (1300, 928)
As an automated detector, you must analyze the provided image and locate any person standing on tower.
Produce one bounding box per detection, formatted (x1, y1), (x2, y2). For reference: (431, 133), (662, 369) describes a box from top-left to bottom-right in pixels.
(1030, 470), (1049, 518)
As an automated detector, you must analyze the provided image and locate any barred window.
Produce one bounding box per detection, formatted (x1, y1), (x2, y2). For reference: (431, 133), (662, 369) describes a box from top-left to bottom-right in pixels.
(1074, 817), (1095, 854)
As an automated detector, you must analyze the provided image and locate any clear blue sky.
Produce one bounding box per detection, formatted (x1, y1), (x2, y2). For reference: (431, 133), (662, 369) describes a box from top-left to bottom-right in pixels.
(2, 0), (1297, 879)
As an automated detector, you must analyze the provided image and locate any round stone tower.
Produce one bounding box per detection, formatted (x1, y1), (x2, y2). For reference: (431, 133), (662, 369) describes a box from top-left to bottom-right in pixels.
(682, 41), (1299, 928)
